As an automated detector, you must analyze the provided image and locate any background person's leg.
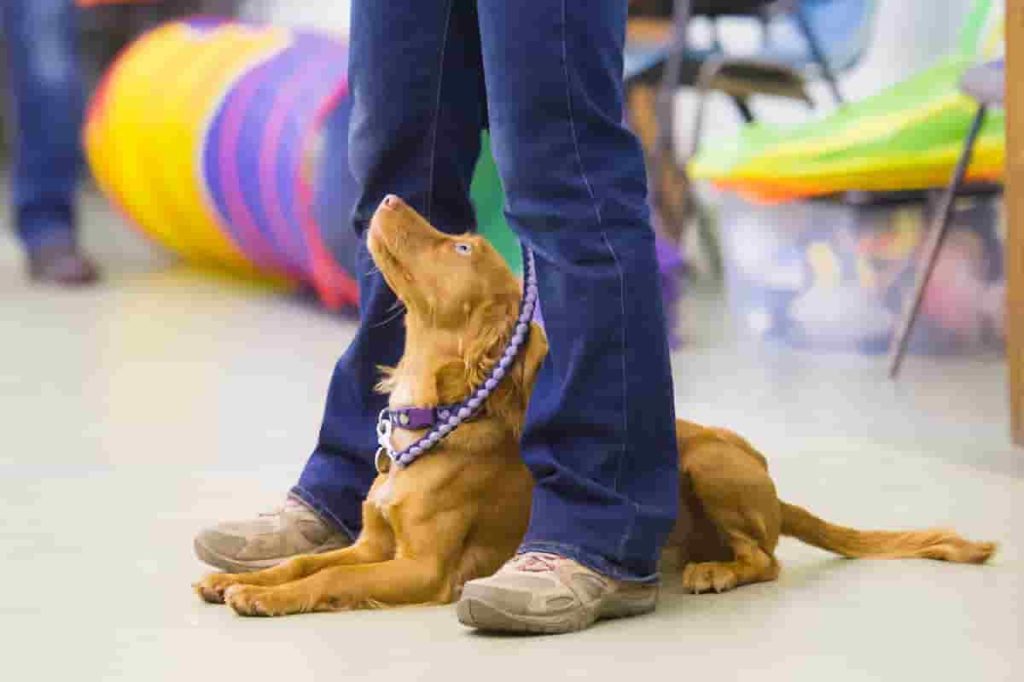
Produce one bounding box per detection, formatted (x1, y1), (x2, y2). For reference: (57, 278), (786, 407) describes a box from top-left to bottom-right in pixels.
(292, 0), (487, 539)
(477, 0), (678, 582)
(2, 0), (82, 251)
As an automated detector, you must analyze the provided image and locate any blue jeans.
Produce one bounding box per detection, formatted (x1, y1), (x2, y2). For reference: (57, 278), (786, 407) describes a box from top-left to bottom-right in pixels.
(2, 0), (82, 249)
(294, 0), (679, 582)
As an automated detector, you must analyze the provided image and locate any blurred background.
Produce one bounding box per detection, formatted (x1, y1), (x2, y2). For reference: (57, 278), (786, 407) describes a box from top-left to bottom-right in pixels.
(0, 1), (1019, 680)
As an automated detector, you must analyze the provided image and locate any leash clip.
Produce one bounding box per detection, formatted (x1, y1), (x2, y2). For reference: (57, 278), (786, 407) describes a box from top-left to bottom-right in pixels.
(375, 409), (395, 474)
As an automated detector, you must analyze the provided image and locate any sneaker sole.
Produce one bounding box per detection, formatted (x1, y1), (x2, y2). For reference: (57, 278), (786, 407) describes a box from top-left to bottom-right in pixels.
(456, 585), (657, 635)
(192, 537), (347, 574)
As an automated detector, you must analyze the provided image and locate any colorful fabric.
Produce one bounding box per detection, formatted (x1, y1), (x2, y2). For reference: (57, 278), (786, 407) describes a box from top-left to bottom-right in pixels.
(690, 0), (1005, 202)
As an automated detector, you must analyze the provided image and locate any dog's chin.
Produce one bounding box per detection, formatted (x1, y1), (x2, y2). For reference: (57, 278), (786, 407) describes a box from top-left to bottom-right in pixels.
(366, 218), (392, 261)
(368, 227), (413, 296)
(377, 259), (415, 308)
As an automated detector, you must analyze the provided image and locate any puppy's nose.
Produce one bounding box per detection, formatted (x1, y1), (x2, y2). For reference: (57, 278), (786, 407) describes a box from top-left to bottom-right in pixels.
(381, 194), (404, 211)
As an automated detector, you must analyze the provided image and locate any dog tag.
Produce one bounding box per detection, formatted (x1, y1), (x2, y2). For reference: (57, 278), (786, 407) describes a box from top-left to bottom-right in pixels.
(375, 447), (392, 474)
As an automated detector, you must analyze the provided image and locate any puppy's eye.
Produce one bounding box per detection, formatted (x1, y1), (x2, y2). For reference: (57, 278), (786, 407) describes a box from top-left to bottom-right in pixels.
(454, 243), (473, 256)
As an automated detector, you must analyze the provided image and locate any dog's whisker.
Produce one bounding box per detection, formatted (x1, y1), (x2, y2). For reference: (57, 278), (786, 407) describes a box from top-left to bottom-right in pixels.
(370, 306), (406, 328)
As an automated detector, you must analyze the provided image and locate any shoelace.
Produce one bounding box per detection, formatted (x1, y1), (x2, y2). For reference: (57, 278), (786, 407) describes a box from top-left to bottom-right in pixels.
(512, 552), (562, 573)
(258, 500), (304, 518)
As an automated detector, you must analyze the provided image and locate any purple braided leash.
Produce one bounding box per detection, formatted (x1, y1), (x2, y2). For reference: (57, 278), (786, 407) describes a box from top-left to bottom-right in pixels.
(375, 247), (539, 472)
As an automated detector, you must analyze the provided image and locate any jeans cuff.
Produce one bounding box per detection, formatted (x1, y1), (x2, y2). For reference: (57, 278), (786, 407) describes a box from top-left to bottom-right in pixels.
(289, 485), (358, 543)
(517, 540), (660, 584)
(20, 223), (75, 253)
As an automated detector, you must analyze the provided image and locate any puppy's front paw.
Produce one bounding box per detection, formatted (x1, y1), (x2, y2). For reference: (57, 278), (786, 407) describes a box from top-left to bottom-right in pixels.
(194, 573), (244, 604)
(224, 585), (288, 617)
(682, 562), (738, 594)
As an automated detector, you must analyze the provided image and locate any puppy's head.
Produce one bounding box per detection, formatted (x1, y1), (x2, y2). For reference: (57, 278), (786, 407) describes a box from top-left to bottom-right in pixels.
(367, 194), (522, 330)
(368, 195), (547, 432)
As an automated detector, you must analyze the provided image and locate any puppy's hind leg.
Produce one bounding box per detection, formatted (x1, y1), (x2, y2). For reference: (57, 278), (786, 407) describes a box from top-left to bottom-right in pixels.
(682, 533), (779, 594)
(679, 442), (782, 594)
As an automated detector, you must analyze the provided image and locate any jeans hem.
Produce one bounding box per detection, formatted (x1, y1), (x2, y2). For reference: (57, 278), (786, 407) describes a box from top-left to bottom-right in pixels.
(20, 223), (75, 252)
(289, 484), (358, 543)
(518, 540), (659, 584)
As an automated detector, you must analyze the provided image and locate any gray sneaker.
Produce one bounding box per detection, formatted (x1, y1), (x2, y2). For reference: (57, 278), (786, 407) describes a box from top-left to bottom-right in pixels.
(193, 495), (349, 572)
(456, 552), (658, 634)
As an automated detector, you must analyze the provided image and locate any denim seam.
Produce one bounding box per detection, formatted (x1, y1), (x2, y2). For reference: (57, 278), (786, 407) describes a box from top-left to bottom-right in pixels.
(289, 484), (357, 543)
(559, 0), (602, 224)
(601, 229), (636, 563)
(601, 231), (630, 494)
(616, 502), (642, 564)
(425, 0), (456, 225)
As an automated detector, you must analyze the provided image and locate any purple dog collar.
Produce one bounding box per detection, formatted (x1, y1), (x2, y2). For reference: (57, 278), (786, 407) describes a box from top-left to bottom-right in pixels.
(386, 405), (464, 430)
(375, 246), (539, 474)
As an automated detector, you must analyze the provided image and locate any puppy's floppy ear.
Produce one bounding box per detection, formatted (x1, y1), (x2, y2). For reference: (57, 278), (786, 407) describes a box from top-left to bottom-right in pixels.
(500, 322), (548, 437)
(517, 322), (548, 397)
(462, 300), (519, 387)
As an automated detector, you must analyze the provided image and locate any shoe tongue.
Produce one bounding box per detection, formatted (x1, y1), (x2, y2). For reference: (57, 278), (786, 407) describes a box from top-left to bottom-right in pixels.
(257, 497), (305, 518)
(285, 497), (331, 543)
(284, 497), (307, 512)
(516, 553), (561, 572)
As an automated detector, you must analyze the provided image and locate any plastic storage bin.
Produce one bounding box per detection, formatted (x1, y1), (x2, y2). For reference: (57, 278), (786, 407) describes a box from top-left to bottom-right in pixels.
(716, 190), (1006, 354)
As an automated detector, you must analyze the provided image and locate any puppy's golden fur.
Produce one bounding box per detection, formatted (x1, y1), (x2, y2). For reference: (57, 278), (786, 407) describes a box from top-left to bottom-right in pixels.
(195, 197), (994, 616)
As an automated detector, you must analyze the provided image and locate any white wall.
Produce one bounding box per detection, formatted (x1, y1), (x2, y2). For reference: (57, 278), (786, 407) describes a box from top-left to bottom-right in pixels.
(241, 0), (350, 36)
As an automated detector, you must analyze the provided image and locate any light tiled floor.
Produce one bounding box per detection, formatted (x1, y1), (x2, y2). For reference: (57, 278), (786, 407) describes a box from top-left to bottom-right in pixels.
(2, 184), (1020, 681)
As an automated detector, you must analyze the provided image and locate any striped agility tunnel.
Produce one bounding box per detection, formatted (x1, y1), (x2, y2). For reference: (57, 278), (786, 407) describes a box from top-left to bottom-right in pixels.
(83, 18), (544, 311)
(84, 19), (683, 322)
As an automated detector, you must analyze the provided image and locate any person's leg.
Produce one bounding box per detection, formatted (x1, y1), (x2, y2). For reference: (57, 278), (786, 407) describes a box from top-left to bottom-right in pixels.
(292, 0), (486, 539)
(459, 0), (678, 632)
(2, 0), (96, 284)
(196, 0), (486, 570)
(3, 0), (80, 247)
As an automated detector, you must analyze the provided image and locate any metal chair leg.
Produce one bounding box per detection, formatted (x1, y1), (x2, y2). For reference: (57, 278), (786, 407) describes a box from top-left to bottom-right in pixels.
(653, 0), (693, 176)
(731, 95), (755, 122)
(689, 56), (727, 160)
(793, 5), (843, 105)
(887, 105), (988, 378)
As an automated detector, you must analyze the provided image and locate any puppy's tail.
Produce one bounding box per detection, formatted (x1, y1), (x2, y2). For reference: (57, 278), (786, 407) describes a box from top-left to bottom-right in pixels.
(779, 502), (995, 564)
